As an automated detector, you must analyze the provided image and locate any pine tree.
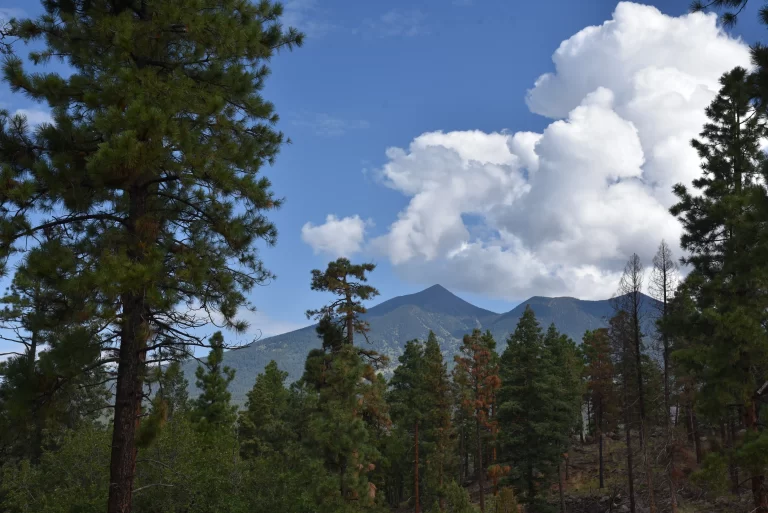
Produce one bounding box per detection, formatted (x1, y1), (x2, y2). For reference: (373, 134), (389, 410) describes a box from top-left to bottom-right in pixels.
(238, 360), (292, 459)
(583, 329), (617, 489)
(306, 258), (380, 347)
(613, 253), (657, 513)
(453, 329), (500, 512)
(300, 319), (382, 506)
(423, 331), (455, 511)
(669, 66), (768, 512)
(497, 307), (573, 510)
(389, 339), (427, 513)
(190, 332), (237, 438)
(0, 2), (302, 511)
(0, 249), (111, 463)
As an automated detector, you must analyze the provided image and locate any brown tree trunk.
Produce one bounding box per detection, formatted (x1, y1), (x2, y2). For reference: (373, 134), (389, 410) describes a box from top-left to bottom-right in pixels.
(691, 409), (702, 464)
(108, 188), (151, 513)
(643, 428), (657, 513)
(727, 413), (739, 495)
(477, 418), (485, 512)
(598, 400), (604, 489)
(559, 461), (566, 513)
(415, 422), (420, 513)
(745, 401), (768, 512)
(107, 294), (148, 513)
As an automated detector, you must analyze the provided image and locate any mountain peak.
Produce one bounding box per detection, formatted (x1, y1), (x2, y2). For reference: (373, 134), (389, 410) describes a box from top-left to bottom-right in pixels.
(367, 284), (498, 319)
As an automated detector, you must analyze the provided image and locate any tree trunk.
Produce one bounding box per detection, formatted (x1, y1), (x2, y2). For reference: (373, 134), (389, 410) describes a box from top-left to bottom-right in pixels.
(624, 381), (636, 513)
(476, 418), (485, 512)
(439, 450), (446, 512)
(643, 430), (657, 513)
(598, 409), (604, 489)
(559, 461), (566, 513)
(633, 317), (646, 450)
(728, 413), (739, 495)
(107, 294), (148, 513)
(415, 422), (421, 513)
(475, 419), (485, 513)
(107, 187), (152, 513)
(691, 409), (702, 464)
(492, 446), (499, 496)
(745, 401), (768, 512)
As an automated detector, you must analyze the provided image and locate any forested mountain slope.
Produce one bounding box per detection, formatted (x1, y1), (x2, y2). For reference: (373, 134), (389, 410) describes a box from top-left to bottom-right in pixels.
(182, 285), (661, 404)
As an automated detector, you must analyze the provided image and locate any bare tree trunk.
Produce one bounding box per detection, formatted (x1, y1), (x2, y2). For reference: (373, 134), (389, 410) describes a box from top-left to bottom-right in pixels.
(623, 364), (636, 513)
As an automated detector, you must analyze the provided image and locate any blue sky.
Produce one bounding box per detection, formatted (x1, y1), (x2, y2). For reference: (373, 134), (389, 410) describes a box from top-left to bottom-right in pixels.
(0, 0), (766, 347)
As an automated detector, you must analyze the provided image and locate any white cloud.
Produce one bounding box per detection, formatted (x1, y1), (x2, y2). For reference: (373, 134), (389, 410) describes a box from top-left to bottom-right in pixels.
(14, 109), (53, 126)
(363, 9), (427, 38)
(301, 214), (369, 257)
(352, 2), (750, 301)
(291, 112), (369, 136)
(282, 0), (336, 38)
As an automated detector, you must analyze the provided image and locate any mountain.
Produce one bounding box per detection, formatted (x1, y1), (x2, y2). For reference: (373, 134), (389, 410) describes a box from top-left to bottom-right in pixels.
(181, 285), (661, 405)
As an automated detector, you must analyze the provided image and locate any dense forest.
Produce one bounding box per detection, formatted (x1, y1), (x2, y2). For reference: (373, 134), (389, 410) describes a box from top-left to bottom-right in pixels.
(0, 0), (768, 512)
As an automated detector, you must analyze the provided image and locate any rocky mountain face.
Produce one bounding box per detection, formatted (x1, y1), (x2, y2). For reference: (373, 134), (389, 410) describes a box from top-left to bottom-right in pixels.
(181, 284), (661, 405)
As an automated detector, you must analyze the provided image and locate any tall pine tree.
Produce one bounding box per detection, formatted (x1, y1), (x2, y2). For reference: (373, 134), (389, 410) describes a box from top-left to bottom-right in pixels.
(670, 66), (768, 512)
(0, 2), (302, 511)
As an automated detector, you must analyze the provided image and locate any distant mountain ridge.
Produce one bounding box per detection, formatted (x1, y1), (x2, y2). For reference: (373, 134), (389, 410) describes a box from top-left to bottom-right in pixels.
(181, 285), (661, 405)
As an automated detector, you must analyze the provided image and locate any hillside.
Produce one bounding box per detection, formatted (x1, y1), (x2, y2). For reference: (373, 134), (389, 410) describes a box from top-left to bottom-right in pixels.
(181, 285), (661, 404)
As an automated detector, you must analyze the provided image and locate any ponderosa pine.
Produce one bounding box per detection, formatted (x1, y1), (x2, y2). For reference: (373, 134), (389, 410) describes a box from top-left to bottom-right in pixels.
(670, 66), (768, 512)
(453, 329), (500, 512)
(0, 2), (302, 512)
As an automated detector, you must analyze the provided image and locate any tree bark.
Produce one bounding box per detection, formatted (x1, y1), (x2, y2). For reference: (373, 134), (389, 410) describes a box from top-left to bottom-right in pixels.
(598, 400), (604, 489)
(415, 422), (420, 513)
(623, 361), (636, 513)
(559, 461), (566, 513)
(476, 418), (485, 512)
(728, 413), (739, 495)
(107, 188), (150, 513)
(691, 409), (702, 465)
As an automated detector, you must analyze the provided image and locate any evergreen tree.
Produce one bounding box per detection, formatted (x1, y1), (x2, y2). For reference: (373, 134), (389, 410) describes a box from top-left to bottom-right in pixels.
(497, 308), (577, 511)
(389, 339), (427, 513)
(422, 332), (455, 511)
(306, 258), (380, 347)
(191, 332), (237, 438)
(583, 329), (618, 489)
(453, 329), (500, 512)
(669, 66), (768, 512)
(153, 361), (190, 421)
(0, 2), (302, 511)
(609, 310), (637, 513)
(238, 360), (292, 459)
(300, 313), (388, 508)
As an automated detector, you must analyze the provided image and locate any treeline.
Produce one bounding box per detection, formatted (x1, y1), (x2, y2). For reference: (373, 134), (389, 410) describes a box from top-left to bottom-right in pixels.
(0, 255), (586, 513)
(1, 0), (768, 512)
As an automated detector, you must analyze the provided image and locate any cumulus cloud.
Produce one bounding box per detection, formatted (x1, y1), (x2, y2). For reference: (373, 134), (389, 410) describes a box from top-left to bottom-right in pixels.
(302, 214), (369, 257)
(306, 2), (752, 300)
